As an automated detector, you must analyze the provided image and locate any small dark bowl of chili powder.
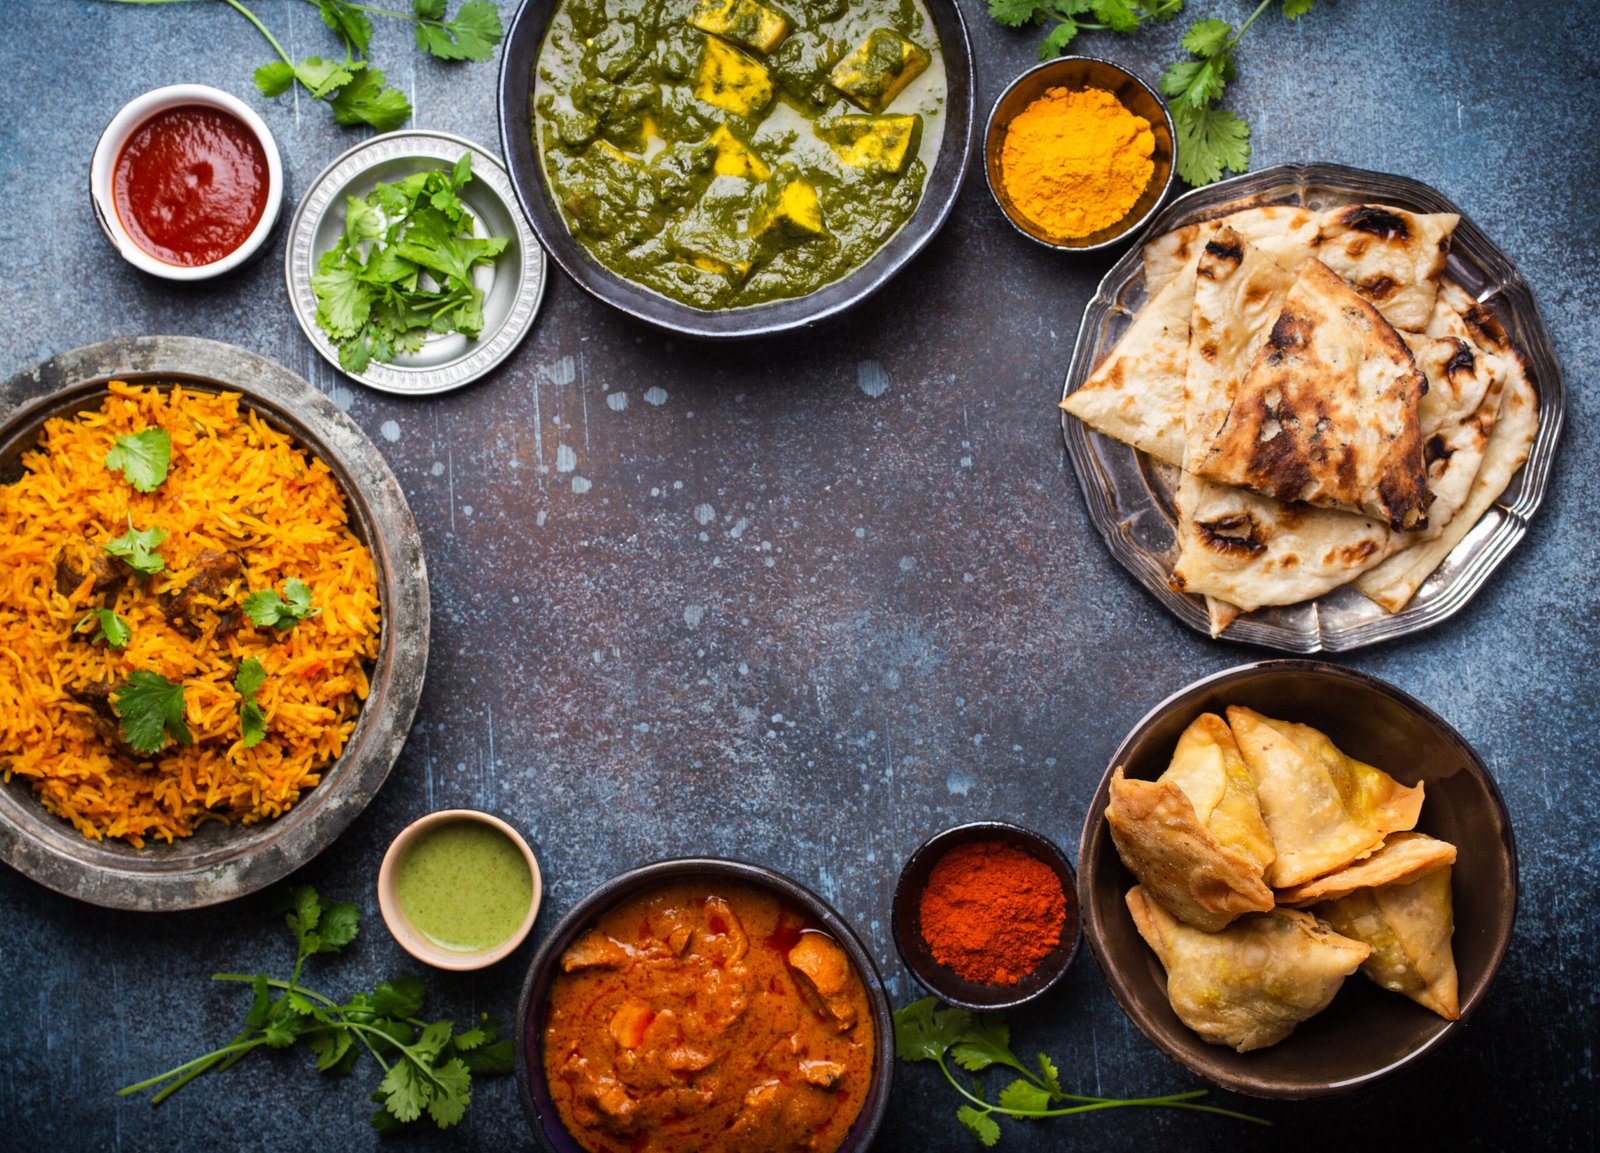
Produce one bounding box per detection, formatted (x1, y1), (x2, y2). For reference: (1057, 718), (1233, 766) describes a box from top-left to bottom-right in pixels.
(892, 821), (1081, 1011)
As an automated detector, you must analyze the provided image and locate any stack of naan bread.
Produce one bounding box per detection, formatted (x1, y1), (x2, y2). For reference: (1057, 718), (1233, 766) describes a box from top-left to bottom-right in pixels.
(1107, 708), (1459, 1053)
(1063, 202), (1540, 636)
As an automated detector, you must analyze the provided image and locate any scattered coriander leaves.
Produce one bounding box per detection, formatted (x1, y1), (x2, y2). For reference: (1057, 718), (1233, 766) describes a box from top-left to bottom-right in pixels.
(104, 429), (172, 492)
(989, 0), (1317, 185)
(244, 578), (322, 630)
(893, 997), (1268, 1144)
(236, 657), (269, 748)
(312, 155), (508, 374)
(114, 670), (192, 755)
(98, 0), (503, 132)
(118, 885), (510, 1131)
(75, 608), (132, 648)
(104, 516), (167, 577)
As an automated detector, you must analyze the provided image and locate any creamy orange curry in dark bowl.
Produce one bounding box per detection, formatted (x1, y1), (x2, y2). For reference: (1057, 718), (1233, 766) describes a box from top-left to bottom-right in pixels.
(515, 857), (893, 1153)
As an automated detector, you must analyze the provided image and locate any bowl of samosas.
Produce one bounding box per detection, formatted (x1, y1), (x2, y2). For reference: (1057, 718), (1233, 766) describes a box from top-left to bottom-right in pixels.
(1077, 660), (1517, 1098)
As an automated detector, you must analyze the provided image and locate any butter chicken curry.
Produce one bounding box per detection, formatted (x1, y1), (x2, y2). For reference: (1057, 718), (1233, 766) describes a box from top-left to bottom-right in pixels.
(542, 879), (875, 1152)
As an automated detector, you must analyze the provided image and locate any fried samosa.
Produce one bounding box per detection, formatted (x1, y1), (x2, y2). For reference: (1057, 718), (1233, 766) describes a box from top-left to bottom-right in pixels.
(1226, 706), (1424, 888)
(1316, 861), (1460, 1020)
(1276, 831), (1456, 906)
(1126, 886), (1370, 1052)
(1106, 714), (1275, 931)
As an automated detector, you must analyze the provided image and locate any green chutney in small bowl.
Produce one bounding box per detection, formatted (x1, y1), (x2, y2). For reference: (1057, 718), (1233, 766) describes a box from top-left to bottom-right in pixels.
(378, 810), (543, 970)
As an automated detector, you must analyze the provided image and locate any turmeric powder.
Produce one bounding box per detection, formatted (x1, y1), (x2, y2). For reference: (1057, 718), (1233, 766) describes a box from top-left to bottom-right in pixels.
(1000, 86), (1155, 240)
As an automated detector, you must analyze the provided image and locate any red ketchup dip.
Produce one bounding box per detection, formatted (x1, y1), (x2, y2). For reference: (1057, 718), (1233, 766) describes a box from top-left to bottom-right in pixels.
(112, 104), (269, 267)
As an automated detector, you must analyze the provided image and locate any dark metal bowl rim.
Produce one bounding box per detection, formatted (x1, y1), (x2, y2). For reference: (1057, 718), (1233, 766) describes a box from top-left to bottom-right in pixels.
(891, 819), (1081, 1012)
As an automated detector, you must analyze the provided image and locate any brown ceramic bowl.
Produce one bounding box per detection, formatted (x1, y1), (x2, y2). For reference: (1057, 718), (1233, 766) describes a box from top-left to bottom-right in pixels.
(984, 55), (1176, 251)
(1078, 660), (1517, 1098)
(892, 821), (1080, 1011)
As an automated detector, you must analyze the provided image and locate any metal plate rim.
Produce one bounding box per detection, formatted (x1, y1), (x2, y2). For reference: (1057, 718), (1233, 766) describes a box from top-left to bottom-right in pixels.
(285, 129), (545, 396)
(1059, 161), (1566, 653)
(0, 336), (430, 909)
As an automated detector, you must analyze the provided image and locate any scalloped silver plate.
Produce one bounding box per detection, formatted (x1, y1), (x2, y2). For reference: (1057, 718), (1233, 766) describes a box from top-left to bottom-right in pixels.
(286, 130), (545, 396)
(1059, 163), (1565, 653)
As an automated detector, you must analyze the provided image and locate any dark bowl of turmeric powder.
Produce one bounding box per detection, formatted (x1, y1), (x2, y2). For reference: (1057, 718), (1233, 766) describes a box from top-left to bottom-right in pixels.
(892, 821), (1081, 1011)
(984, 56), (1176, 251)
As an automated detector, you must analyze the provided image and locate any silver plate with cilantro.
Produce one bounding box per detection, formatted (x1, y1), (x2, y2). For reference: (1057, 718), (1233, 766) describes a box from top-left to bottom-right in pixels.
(287, 129), (544, 395)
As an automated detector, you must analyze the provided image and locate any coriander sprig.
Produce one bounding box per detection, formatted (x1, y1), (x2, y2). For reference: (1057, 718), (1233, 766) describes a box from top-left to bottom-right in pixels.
(119, 886), (512, 1131)
(97, 0), (503, 132)
(895, 998), (1268, 1145)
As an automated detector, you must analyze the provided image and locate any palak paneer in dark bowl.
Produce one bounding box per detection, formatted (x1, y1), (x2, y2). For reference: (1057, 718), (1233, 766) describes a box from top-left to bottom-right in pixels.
(514, 857), (894, 1153)
(497, 0), (973, 337)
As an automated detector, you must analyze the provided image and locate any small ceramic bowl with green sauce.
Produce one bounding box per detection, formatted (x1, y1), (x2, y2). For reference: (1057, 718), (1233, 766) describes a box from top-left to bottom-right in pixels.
(378, 810), (543, 970)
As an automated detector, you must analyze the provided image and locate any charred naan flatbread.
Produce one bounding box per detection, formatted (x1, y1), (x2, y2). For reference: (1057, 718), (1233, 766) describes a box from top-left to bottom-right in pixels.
(1189, 259), (1431, 532)
(1182, 227), (1303, 474)
(1106, 715), (1275, 931)
(1143, 204), (1321, 297)
(1126, 886), (1370, 1052)
(1226, 706), (1423, 889)
(1170, 472), (1395, 613)
(1354, 346), (1538, 611)
(1059, 252), (1199, 467)
(1317, 204), (1459, 332)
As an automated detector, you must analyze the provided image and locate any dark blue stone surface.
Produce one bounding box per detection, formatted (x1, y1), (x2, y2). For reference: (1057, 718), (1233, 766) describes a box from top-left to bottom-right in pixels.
(1, 1), (1595, 1150)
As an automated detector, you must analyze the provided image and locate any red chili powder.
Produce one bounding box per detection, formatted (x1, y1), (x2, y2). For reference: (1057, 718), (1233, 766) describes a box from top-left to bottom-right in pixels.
(918, 840), (1068, 986)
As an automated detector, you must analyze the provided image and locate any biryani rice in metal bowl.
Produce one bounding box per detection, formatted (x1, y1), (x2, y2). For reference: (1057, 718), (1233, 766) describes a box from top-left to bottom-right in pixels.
(0, 380), (380, 846)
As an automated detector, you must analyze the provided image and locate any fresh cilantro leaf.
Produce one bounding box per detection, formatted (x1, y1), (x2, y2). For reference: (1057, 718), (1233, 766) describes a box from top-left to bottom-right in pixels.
(286, 885), (324, 952)
(998, 1078), (1054, 1112)
(314, 0), (373, 55)
(1037, 1052), (1062, 1097)
(413, 0), (448, 18)
(950, 1014), (1017, 1073)
(236, 657), (268, 748)
(309, 1029), (356, 1074)
(1091, 0), (1142, 34)
(414, 0), (503, 62)
(247, 975), (273, 1029)
(893, 997), (974, 1062)
(425, 1058), (472, 1127)
(315, 901), (361, 952)
(412, 1020), (453, 1061)
(1181, 16), (1233, 56)
(1283, 0), (1314, 17)
(460, 1039), (513, 1075)
(104, 517), (167, 576)
(328, 66), (412, 131)
(255, 60), (297, 97)
(987, 0), (1041, 26)
(369, 976), (428, 1020)
(294, 56), (358, 100)
(113, 670), (191, 755)
(378, 1059), (429, 1124)
(1172, 104), (1251, 186)
(244, 580), (322, 630)
(104, 429), (171, 492)
(1038, 19), (1079, 58)
(76, 608), (131, 648)
(957, 1105), (1002, 1147)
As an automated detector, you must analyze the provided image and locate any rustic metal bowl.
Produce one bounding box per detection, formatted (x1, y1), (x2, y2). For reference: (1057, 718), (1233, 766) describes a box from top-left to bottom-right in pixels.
(984, 55), (1176, 251)
(891, 820), (1080, 1011)
(0, 336), (429, 911)
(1077, 660), (1517, 1098)
(496, 0), (976, 339)
(515, 856), (894, 1152)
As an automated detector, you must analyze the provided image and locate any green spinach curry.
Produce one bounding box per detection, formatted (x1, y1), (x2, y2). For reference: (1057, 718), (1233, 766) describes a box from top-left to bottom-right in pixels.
(534, 0), (947, 310)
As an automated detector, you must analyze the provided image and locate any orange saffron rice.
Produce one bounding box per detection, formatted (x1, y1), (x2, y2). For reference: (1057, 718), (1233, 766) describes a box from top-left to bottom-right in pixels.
(0, 381), (381, 846)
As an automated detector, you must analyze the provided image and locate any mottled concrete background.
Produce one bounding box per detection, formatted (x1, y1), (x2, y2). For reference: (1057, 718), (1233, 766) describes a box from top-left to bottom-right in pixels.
(1, 2), (1595, 1150)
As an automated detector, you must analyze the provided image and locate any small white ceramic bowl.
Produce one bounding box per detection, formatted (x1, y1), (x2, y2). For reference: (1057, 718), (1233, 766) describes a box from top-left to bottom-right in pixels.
(90, 84), (284, 280)
(378, 809), (543, 971)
